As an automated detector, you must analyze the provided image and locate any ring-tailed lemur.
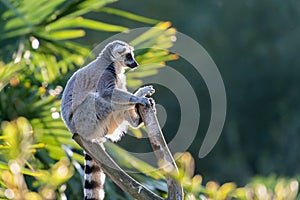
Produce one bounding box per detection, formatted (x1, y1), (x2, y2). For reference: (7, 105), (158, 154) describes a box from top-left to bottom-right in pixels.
(61, 40), (155, 200)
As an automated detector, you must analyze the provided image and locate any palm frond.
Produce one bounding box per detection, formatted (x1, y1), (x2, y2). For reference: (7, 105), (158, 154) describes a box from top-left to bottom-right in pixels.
(126, 22), (178, 88)
(0, 0), (179, 198)
(99, 7), (159, 24)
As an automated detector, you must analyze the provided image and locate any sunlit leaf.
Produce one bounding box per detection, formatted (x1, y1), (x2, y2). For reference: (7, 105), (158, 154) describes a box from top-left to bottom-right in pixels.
(38, 30), (86, 40)
(130, 21), (173, 47)
(0, 161), (45, 177)
(45, 17), (128, 32)
(105, 142), (164, 180)
(64, 0), (117, 18)
(99, 7), (159, 24)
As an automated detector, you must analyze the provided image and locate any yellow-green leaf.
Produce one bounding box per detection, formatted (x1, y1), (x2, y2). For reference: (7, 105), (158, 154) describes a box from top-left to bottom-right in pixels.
(39, 30), (86, 40)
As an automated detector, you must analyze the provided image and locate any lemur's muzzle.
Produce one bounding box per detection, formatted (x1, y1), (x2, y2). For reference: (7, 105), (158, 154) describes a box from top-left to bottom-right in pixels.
(126, 60), (138, 68)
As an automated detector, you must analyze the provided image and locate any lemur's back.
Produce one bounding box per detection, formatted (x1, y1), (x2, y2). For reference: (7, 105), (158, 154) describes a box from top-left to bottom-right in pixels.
(61, 58), (109, 132)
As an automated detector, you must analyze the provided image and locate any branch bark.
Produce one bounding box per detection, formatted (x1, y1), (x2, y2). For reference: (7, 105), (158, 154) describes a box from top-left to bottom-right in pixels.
(138, 104), (184, 200)
(73, 134), (163, 200)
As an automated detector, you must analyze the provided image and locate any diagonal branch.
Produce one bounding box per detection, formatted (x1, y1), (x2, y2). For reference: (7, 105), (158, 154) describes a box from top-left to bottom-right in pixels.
(138, 103), (184, 200)
(72, 133), (163, 200)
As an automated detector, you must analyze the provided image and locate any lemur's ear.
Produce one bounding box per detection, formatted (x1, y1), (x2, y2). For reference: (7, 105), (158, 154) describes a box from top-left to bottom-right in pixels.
(116, 45), (127, 54)
(111, 44), (127, 61)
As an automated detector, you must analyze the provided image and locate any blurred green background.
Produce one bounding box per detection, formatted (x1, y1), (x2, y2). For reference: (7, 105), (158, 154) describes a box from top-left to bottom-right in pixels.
(104, 0), (300, 185)
(0, 0), (299, 199)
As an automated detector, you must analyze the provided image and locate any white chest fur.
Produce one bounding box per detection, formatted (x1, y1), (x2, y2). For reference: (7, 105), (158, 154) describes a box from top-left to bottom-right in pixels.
(116, 70), (127, 91)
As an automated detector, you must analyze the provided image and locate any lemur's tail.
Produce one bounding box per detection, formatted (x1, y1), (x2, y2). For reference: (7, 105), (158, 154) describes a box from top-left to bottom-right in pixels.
(84, 152), (106, 200)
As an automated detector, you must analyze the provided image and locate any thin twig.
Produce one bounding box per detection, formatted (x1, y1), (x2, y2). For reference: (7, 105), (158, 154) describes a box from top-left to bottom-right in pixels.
(138, 104), (184, 200)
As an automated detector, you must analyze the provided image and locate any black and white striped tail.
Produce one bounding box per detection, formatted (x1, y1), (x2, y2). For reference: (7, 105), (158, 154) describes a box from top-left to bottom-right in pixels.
(84, 152), (106, 200)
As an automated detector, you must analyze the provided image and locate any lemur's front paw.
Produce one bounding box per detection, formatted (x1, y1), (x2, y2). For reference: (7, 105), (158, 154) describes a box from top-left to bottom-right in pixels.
(136, 97), (151, 107)
(135, 85), (155, 97)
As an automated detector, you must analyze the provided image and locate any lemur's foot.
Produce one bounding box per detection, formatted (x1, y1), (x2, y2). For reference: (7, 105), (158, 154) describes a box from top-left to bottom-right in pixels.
(148, 98), (157, 113)
(136, 96), (152, 107)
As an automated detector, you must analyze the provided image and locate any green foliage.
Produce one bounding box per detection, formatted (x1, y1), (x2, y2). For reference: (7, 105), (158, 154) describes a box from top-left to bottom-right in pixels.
(167, 152), (299, 200)
(113, 1), (300, 187)
(1, 0), (299, 199)
(0, 0), (178, 199)
(0, 117), (74, 199)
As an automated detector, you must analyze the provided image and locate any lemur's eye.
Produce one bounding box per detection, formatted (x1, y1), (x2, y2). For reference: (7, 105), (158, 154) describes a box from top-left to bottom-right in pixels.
(125, 53), (132, 59)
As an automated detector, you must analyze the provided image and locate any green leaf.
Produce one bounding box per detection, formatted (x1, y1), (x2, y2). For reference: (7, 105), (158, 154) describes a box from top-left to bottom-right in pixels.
(64, 0), (117, 18)
(0, 61), (25, 91)
(0, 161), (45, 177)
(1, 26), (32, 39)
(0, 0), (65, 39)
(45, 17), (129, 32)
(130, 21), (173, 47)
(45, 144), (67, 160)
(37, 29), (86, 40)
(100, 7), (159, 24)
(1, 0), (32, 28)
(20, 0), (65, 25)
(105, 142), (164, 180)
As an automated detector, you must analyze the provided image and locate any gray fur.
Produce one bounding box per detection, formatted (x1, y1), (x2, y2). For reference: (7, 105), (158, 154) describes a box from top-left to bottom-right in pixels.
(61, 40), (154, 142)
(60, 40), (155, 200)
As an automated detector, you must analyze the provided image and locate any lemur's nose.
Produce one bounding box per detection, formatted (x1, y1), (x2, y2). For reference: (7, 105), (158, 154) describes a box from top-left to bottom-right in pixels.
(129, 61), (138, 68)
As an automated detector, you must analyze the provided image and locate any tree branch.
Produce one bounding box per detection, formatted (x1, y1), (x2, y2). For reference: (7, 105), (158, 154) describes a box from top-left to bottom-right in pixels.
(138, 104), (184, 200)
(72, 133), (163, 200)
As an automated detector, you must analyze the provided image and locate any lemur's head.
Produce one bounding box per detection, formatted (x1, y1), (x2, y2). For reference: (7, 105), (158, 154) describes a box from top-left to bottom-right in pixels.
(109, 40), (138, 69)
